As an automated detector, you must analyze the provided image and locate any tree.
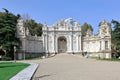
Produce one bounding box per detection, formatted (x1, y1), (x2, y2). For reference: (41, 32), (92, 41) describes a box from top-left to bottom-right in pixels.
(24, 19), (43, 36)
(0, 8), (19, 58)
(81, 22), (93, 36)
(111, 20), (120, 58)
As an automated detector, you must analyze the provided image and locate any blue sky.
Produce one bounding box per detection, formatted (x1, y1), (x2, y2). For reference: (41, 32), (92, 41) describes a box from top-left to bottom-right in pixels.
(0, 0), (120, 34)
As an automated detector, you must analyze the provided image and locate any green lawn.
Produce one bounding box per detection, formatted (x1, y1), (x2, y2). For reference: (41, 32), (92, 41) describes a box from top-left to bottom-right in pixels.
(89, 56), (120, 61)
(0, 62), (30, 80)
(99, 58), (120, 61)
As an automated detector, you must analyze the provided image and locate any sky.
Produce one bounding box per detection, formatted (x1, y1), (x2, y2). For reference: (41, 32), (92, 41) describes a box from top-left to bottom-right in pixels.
(0, 0), (120, 34)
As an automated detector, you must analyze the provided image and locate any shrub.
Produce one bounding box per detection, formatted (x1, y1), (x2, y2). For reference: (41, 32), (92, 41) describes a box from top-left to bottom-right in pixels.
(2, 56), (12, 61)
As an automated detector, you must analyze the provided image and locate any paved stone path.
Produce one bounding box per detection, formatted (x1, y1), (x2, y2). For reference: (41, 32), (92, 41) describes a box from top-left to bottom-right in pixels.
(30, 53), (120, 80)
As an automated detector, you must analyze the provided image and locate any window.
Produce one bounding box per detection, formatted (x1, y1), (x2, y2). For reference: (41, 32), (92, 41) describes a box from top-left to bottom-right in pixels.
(100, 41), (101, 50)
(19, 41), (22, 49)
(105, 41), (108, 50)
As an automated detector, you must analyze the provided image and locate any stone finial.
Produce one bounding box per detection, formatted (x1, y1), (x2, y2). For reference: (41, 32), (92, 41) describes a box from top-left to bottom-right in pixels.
(102, 19), (106, 23)
(17, 17), (23, 24)
(99, 19), (107, 26)
(26, 27), (30, 36)
(59, 19), (65, 26)
(43, 22), (47, 27)
(74, 22), (80, 27)
(35, 34), (37, 37)
(16, 17), (26, 38)
(86, 28), (93, 37)
(98, 19), (111, 37)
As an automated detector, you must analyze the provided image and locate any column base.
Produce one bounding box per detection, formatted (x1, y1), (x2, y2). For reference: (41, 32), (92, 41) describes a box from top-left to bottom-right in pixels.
(67, 50), (83, 54)
(67, 51), (74, 54)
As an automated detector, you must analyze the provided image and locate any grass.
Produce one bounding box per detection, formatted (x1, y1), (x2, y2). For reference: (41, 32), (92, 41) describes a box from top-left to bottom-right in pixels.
(0, 62), (30, 80)
(88, 56), (100, 59)
(99, 58), (120, 61)
(89, 56), (120, 61)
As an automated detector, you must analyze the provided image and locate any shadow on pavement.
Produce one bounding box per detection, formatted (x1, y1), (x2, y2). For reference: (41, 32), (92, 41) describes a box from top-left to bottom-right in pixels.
(32, 74), (51, 80)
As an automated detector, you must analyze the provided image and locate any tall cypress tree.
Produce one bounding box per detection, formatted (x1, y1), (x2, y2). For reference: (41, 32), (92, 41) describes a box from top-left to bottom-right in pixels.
(24, 19), (43, 36)
(111, 20), (120, 58)
(81, 22), (93, 36)
(0, 9), (19, 58)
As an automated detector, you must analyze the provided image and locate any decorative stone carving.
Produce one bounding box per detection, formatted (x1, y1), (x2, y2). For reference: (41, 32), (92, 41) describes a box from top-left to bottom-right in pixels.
(49, 36), (52, 43)
(26, 27), (30, 36)
(86, 29), (93, 37)
(16, 17), (25, 38)
(16, 18), (111, 59)
(99, 19), (111, 38)
(59, 20), (65, 26)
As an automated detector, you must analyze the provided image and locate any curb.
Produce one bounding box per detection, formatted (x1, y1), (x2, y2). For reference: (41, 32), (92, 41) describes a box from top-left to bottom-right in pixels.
(10, 63), (39, 80)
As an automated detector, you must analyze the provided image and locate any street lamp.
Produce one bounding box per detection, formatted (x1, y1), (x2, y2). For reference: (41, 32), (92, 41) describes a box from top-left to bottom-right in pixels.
(14, 46), (16, 63)
(24, 39), (26, 60)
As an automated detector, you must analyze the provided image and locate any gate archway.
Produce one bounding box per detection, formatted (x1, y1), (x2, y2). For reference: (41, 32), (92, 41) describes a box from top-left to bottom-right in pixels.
(58, 36), (67, 53)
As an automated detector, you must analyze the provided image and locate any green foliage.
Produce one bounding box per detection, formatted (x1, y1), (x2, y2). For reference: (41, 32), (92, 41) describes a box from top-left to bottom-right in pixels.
(81, 22), (93, 36)
(0, 9), (19, 57)
(24, 19), (43, 36)
(2, 56), (12, 61)
(0, 49), (5, 55)
(111, 20), (120, 57)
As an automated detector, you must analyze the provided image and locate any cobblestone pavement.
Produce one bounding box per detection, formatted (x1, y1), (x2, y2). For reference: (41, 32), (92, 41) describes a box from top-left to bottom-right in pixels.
(30, 53), (120, 80)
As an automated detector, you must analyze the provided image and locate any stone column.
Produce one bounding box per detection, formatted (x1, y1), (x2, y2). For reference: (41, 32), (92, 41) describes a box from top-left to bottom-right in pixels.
(67, 35), (70, 52)
(79, 35), (82, 51)
(34, 39), (35, 53)
(46, 34), (48, 53)
(55, 36), (57, 53)
(71, 34), (73, 53)
(101, 39), (105, 50)
(43, 34), (46, 52)
(108, 39), (111, 50)
(78, 35), (81, 52)
(53, 34), (56, 53)
(78, 35), (79, 51)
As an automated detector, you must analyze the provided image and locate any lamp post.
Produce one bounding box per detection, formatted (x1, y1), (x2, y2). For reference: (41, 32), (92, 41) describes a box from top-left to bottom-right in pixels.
(24, 38), (26, 60)
(14, 46), (16, 63)
(24, 24), (26, 60)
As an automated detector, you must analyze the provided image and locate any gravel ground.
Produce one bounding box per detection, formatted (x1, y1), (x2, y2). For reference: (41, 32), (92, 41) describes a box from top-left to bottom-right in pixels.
(29, 53), (120, 80)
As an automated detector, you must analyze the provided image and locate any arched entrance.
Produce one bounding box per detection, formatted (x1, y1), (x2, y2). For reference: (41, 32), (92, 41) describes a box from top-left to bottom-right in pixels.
(58, 36), (67, 53)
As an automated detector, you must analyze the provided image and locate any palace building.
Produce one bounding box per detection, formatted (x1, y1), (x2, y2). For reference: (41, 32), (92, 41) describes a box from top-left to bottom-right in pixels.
(16, 17), (111, 59)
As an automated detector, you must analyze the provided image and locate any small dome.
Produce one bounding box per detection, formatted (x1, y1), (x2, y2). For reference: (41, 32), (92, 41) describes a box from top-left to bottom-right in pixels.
(64, 18), (75, 26)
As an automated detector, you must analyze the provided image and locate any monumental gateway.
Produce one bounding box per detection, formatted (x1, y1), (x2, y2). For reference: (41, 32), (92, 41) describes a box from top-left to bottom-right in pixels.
(16, 17), (111, 59)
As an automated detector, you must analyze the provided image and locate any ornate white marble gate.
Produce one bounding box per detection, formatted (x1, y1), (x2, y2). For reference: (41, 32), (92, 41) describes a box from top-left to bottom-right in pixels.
(42, 18), (82, 54)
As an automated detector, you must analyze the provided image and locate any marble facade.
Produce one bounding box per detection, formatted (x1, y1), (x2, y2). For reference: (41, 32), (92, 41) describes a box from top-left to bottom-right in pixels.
(16, 18), (111, 59)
